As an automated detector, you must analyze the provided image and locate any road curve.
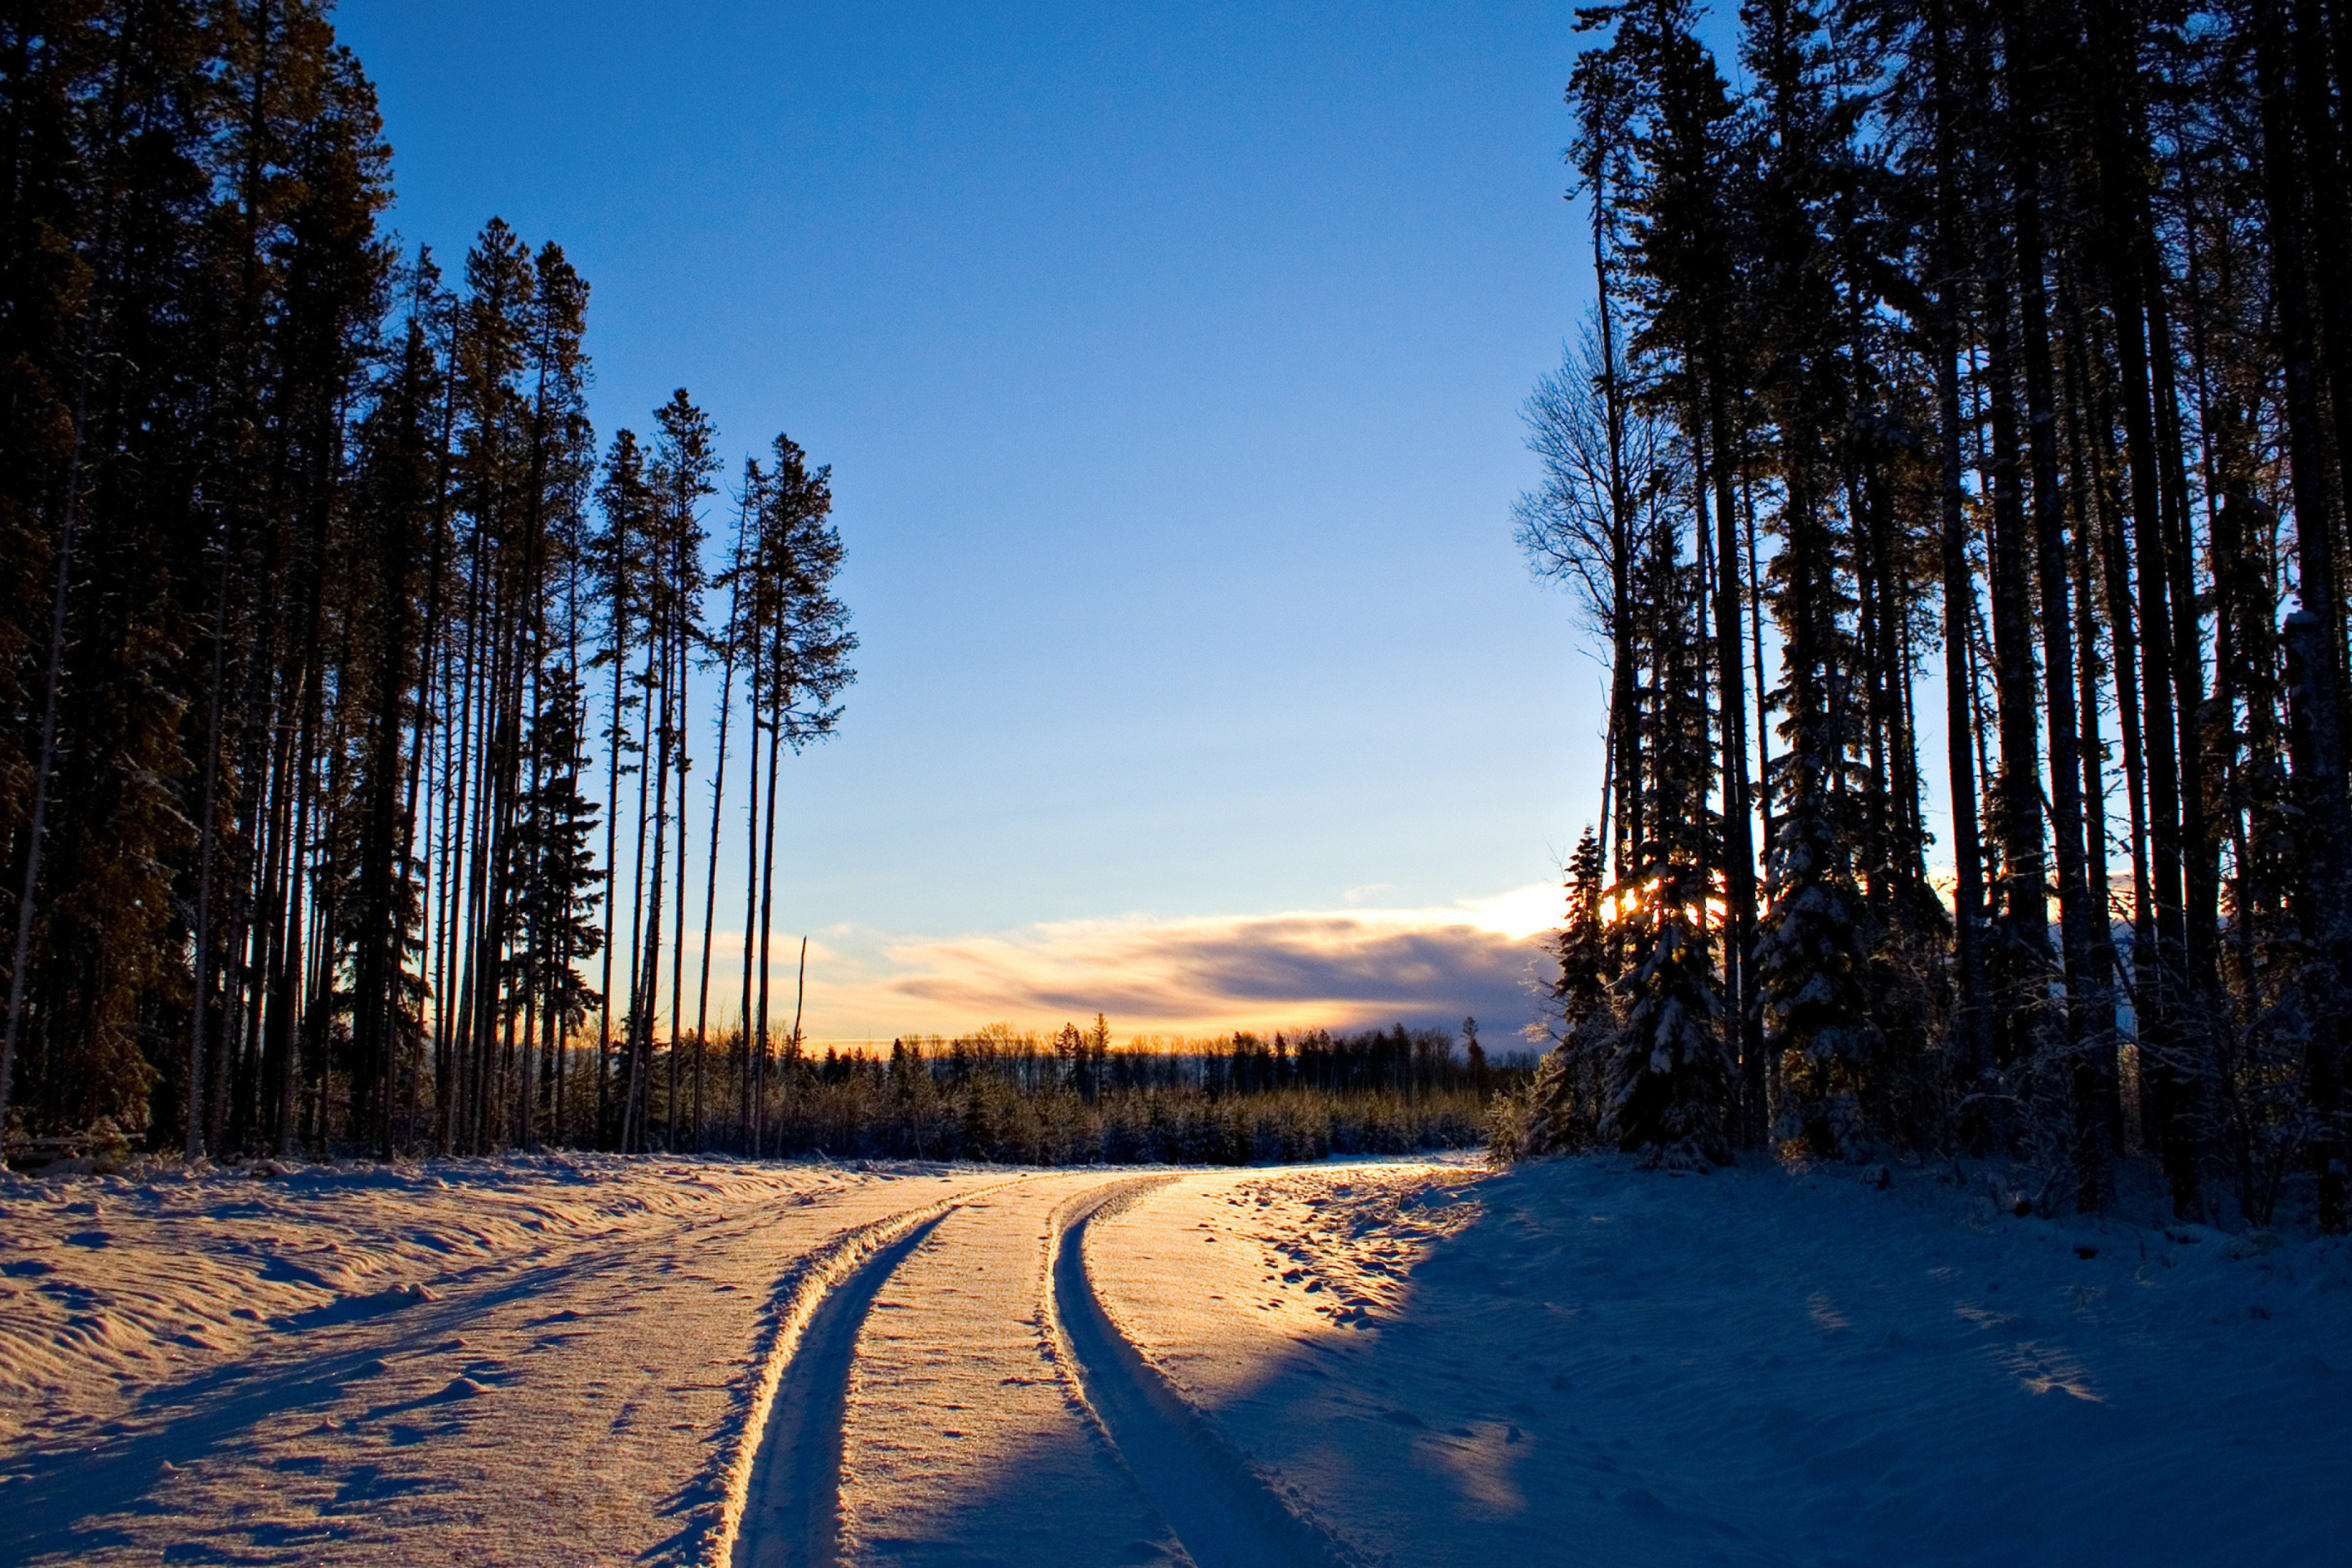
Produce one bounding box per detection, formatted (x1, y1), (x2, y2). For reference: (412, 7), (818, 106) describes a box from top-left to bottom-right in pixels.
(721, 1171), (1360, 1568)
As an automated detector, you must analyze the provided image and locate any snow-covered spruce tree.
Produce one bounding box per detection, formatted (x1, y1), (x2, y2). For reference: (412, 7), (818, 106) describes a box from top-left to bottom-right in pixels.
(1753, 761), (1878, 1158)
(1750, 428), (1881, 1159)
(1543, 832), (1618, 1142)
(1603, 869), (1729, 1167)
(1601, 548), (1731, 1169)
(1734, 0), (1882, 1163)
(1748, 412), (1883, 1162)
(1514, 828), (1619, 1156)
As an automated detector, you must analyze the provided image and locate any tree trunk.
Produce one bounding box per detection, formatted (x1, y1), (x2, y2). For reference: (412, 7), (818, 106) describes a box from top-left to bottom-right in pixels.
(1705, 382), (1760, 1148)
(2007, 15), (2109, 1204)
(2285, 612), (2350, 1232)
(1982, 264), (2051, 1067)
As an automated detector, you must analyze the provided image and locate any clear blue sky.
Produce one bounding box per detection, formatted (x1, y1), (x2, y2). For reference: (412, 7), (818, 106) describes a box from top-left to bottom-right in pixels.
(336, 0), (1604, 1042)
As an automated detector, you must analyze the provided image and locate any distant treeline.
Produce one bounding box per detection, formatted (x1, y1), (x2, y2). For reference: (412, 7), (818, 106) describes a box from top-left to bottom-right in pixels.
(38, 1018), (1515, 1167)
(868, 1019), (1514, 1100)
(0, 3), (855, 1162)
(741, 1023), (1512, 1165)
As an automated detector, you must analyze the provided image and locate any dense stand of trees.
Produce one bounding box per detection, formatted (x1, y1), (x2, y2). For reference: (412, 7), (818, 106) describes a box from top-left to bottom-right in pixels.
(742, 1022), (1503, 1165)
(0, 2), (855, 1160)
(1504, 0), (2352, 1227)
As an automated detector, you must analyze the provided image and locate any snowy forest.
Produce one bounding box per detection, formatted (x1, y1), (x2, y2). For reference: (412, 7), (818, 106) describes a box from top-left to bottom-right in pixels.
(1499, 0), (2352, 1231)
(0, 2), (858, 1162)
(7, 8), (2350, 1562)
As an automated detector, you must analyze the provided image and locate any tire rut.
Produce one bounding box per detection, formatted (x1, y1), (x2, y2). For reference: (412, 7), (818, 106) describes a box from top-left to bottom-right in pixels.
(713, 1177), (1035, 1568)
(1044, 1178), (1359, 1568)
(732, 1209), (951, 1568)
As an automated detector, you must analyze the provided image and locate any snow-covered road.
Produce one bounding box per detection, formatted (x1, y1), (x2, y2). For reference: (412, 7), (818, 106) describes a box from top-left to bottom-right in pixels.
(780, 1174), (1178, 1568)
(0, 1158), (1382, 1568)
(6, 1153), (2348, 1567)
(725, 1169), (1359, 1568)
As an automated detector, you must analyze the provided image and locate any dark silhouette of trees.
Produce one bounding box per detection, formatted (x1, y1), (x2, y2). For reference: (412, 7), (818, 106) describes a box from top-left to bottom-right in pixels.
(1517, 0), (2352, 1228)
(0, 2), (856, 1160)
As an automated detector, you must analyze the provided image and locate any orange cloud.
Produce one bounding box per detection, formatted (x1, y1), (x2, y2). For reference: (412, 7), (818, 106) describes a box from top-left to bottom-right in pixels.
(774, 889), (1561, 1041)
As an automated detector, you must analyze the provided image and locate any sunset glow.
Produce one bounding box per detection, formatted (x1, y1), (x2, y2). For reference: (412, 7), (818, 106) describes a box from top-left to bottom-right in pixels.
(750, 886), (1564, 1041)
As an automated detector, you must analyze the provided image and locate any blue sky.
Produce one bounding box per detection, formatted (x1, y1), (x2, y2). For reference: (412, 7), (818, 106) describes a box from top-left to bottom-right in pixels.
(336, 0), (1603, 1043)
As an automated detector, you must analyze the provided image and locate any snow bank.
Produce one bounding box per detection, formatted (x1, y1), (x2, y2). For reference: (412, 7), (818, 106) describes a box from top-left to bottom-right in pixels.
(0, 1155), (846, 1455)
(1088, 1156), (2352, 1567)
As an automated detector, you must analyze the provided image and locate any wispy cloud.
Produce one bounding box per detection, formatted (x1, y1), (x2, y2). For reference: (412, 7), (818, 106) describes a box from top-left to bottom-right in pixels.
(766, 889), (1561, 1041)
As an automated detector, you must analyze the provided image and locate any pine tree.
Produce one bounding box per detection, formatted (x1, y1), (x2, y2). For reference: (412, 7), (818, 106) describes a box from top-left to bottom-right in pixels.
(619, 389), (713, 1151)
(1524, 827), (1618, 1152)
(590, 430), (649, 1147)
(508, 670), (603, 1152)
(743, 434), (854, 1143)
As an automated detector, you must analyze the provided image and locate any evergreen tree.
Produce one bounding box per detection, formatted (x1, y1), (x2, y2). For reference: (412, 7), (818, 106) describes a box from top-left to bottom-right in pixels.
(1523, 0), (2352, 1214)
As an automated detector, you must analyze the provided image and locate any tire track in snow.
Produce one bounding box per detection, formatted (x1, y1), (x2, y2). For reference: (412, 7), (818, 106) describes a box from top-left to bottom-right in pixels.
(1045, 1178), (1361, 1568)
(707, 1177), (1036, 1568)
(728, 1211), (949, 1568)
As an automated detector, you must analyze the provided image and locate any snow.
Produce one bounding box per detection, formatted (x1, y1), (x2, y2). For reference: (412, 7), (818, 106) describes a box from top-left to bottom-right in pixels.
(4, 1152), (2346, 1566)
(1085, 1156), (2352, 1566)
(826, 1174), (1183, 1567)
(0, 1156), (1006, 1565)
